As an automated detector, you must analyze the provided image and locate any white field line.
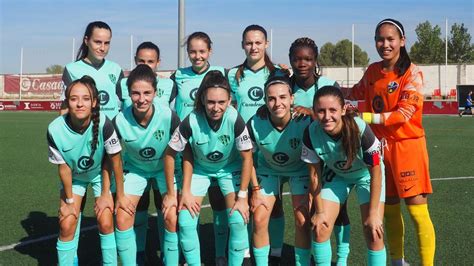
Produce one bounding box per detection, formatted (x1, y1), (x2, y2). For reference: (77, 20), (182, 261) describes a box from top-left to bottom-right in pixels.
(1, 176), (472, 252)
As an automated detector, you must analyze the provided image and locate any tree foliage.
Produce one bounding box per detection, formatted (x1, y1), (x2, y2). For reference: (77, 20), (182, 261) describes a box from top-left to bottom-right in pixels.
(46, 64), (64, 74)
(319, 39), (369, 67)
(409, 21), (445, 64)
(448, 23), (474, 63)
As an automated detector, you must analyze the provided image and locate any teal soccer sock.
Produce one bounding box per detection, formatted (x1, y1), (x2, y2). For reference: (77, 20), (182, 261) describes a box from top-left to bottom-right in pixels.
(57, 238), (76, 266)
(178, 210), (200, 266)
(227, 208), (249, 266)
(368, 247), (386, 266)
(312, 239), (331, 266)
(334, 224), (350, 265)
(253, 245), (270, 266)
(99, 232), (117, 265)
(163, 229), (179, 266)
(213, 209), (229, 258)
(269, 216), (284, 257)
(294, 247), (310, 266)
(115, 227), (137, 266)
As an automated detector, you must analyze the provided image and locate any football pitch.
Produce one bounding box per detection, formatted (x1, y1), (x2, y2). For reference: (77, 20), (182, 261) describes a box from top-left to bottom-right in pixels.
(0, 112), (473, 265)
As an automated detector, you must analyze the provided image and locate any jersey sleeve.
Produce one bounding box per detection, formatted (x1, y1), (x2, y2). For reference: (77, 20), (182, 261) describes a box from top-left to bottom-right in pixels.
(361, 126), (381, 166)
(246, 119), (258, 152)
(169, 80), (178, 103)
(47, 130), (65, 164)
(234, 114), (253, 151)
(103, 118), (122, 154)
(301, 126), (320, 164)
(169, 111), (181, 136)
(381, 66), (424, 126)
(111, 116), (122, 139)
(168, 115), (192, 152)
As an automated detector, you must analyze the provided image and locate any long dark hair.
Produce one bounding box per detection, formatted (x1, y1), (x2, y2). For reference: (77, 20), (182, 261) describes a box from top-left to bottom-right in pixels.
(375, 18), (411, 76)
(194, 70), (231, 114)
(76, 21), (112, 61)
(235, 25), (276, 84)
(313, 86), (360, 169)
(65, 75), (100, 158)
(127, 64), (157, 93)
(289, 37), (321, 85)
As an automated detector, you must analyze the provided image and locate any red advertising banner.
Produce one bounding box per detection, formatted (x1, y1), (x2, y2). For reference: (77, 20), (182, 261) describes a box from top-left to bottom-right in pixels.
(423, 101), (459, 114)
(0, 101), (62, 111)
(4, 74), (64, 95)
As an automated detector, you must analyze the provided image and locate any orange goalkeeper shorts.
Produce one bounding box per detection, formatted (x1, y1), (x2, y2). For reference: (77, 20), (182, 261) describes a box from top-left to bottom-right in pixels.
(383, 136), (433, 198)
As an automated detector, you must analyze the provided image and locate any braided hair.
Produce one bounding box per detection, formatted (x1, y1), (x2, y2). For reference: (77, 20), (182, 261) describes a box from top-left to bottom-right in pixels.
(64, 75), (100, 158)
(289, 37), (321, 87)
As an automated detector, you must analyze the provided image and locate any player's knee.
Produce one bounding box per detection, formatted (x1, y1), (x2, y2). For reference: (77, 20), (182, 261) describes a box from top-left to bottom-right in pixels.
(59, 217), (78, 238)
(164, 212), (178, 231)
(98, 213), (115, 233)
(252, 211), (269, 231)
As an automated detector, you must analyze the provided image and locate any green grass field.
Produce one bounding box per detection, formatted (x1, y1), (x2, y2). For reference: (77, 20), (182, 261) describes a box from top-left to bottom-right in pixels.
(0, 112), (473, 265)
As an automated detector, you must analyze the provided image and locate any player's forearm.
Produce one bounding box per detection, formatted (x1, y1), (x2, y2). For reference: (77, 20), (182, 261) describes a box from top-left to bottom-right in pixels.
(109, 153), (125, 198)
(164, 147), (177, 196)
(239, 150), (253, 192)
(368, 165), (382, 215)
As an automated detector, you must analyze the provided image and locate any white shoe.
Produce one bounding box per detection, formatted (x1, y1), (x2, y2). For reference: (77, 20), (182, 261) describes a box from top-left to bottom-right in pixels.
(391, 258), (410, 266)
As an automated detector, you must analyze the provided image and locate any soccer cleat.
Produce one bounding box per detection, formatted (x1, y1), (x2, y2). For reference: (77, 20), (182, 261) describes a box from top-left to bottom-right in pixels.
(269, 255), (281, 266)
(242, 257), (252, 266)
(391, 258), (410, 266)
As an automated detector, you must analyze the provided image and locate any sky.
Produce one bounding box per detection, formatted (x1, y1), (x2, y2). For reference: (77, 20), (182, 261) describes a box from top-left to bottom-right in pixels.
(0, 0), (473, 74)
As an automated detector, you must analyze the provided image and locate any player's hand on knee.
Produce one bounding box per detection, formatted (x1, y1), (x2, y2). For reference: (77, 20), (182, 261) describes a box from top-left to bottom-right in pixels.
(115, 195), (136, 216)
(59, 204), (78, 223)
(364, 214), (384, 242)
(250, 189), (269, 213)
(230, 197), (250, 224)
(162, 192), (178, 218)
(94, 193), (114, 218)
(179, 192), (200, 218)
(310, 212), (329, 235)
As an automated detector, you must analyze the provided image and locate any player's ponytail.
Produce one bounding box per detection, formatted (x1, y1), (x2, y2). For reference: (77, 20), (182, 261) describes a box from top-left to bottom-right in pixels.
(76, 21), (112, 61)
(236, 25), (275, 84)
(375, 18), (411, 77)
(314, 86), (360, 169)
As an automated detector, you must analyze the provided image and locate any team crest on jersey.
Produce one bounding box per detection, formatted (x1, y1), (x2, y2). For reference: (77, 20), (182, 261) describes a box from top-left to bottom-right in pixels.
(108, 74), (117, 84)
(154, 130), (165, 141)
(273, 152), (289, 165)
(78, 156), (94, 170)
(248, 87), (264, 101)
(157, 88), (164, 98)
(98, 90), (110, 105)
(207, 151), (224, 161)
(289, 138), (300, 149)
(190, 88), (198, 101)
(139, 147), (156, 158)
(372, 95), (384, 113)
(387, 81), (399, 93)
(334, 160), (350, 171)
(218, 135), (231, 146)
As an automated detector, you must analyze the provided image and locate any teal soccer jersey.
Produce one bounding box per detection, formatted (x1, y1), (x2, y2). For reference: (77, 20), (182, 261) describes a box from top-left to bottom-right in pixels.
(62, 59), (124, 119)
(168, 106), (252, 175)
(228, 66), (286, 122)
(292, 76), (338, 108)
(248, 114), (311, 176)
(171, 65), (225, 120)
(118, 76), (177, 110)
(113, 104), (180, 176)
(47, 113), (122, 181)
(301, 117), (381, 179)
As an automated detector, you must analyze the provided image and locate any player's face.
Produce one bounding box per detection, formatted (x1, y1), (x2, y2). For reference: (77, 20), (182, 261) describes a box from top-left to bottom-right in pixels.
(375, 24), (405, 65)
(135, 48), (160, 70)
(68, 83), (96, 121)
(242, 30), (269, 65)
(290, 47), (316, 80)
(130, 80), (156, 114)
(314, 95), (346, 136)
(84, 28), (111, 63)
(187, 38), (211, 73)
(266, 84), (293, 120)
(203, 87), (231, 121)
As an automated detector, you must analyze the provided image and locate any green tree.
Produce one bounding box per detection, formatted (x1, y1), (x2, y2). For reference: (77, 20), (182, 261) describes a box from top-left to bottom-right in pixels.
(46, 64), (64, 74)
(448, 23), (474, 63)
(319, 39), (369, 67)
(410, 21), (444, 64)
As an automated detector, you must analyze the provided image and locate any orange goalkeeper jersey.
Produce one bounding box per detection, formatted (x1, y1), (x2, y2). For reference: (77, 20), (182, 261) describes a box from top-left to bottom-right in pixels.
(347, 62), (425, 141)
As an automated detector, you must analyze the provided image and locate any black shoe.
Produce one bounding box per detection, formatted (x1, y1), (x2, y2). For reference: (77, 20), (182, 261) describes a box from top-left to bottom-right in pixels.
(269, 256), (281, 266)
(242, 257), (252, 266)
(136, 251), (146, 266)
